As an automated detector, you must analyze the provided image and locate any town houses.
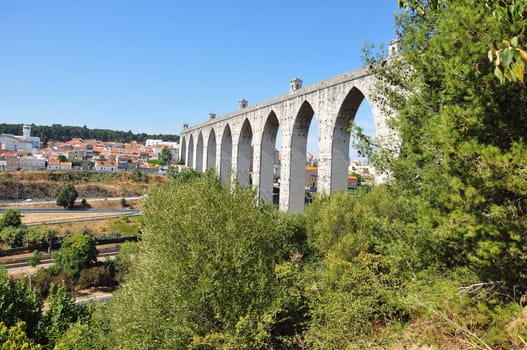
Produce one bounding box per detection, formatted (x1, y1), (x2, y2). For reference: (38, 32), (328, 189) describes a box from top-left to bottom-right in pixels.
(0, 125), (179, 173)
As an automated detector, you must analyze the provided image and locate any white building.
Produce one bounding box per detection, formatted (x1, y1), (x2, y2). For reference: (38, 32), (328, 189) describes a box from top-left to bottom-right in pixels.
(0, 125), (41, 152)
(19, 156), (46, 171)
(348, 160), (376, 177)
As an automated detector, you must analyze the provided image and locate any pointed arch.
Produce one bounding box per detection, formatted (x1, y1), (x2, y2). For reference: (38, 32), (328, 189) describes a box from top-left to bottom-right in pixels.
(259, 111), (279, 203)
(288, 101), (315, 212)
(331, 87), (365, 191)
(187, 135), (194, 169)
(207, 129), (217, 171)
(220, 124), (232, 183)
(180, 136), (187, 165)
(237, 119), (253, 187)
(196, 132), (204, 172)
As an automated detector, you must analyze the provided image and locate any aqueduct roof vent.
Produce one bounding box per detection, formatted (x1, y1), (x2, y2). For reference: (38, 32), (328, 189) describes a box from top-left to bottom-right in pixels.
(290, 77), (303, 92)
(238, 99), (248, 110)
(183, 123), (189, 129)
(208, 112), (216, 120)
(389, 39), (401, 57)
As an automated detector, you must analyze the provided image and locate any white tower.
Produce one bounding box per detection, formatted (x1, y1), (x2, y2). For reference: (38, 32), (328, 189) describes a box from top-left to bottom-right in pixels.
(22, 125), (31, 140)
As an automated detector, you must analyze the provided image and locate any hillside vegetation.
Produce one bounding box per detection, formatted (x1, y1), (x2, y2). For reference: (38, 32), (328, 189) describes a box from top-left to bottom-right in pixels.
(0, 123), (179, 145)
(0, 171), (166, 202)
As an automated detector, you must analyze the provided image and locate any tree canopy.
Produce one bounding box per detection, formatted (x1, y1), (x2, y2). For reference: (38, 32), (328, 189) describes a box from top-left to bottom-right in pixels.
(158, 147), (172, 165)
(107, 173), (306, 349)
(52, 232), (98, 276)
(365, 0), (527, 290)
(0, 209), (22, 229)
(55, 184), (78, 209)
(0, 123), (179, 145)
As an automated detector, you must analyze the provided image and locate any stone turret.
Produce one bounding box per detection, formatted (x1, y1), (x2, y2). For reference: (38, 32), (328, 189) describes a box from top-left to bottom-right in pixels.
(208, 112), (216, 120)
(290, 78), (303, 92)
(238, 99), (248, 110)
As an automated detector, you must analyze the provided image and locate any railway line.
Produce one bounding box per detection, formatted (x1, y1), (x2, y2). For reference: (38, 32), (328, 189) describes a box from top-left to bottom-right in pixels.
(1, 245), (121, 272)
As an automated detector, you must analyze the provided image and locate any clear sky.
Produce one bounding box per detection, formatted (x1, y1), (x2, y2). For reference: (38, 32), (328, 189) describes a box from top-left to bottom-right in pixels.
(0, 1), (399, 140)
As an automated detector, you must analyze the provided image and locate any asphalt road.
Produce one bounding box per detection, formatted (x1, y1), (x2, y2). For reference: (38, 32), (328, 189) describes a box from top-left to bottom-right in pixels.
(0, 208), (142, 215)
(0, 196), (144, 207)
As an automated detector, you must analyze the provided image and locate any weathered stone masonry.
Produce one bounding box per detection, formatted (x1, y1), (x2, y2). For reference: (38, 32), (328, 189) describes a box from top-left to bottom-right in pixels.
(180, 67), (392, 212)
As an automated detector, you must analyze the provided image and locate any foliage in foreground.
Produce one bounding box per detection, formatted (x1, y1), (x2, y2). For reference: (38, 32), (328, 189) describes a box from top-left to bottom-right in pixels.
(108, 173), (306, 349)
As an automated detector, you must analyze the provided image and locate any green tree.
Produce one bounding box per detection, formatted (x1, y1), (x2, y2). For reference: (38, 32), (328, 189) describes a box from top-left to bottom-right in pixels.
(158, 147), (172, 165)
(0, 208), (22, 228)
(28, 250), (43, 267)
(37, 284), (88, 347)
(107, 173), (304, 349)
(167, 167), (202, 182)
(1, 226), (27, 248)
(366, 0), (527, 292)
(56, 184), (78, 209)
(305, 253), (407, 349)
(0, 322), (42, 350)
(57, 155), (67, 162)
(54, 306), (110, 350)
(0, 266), (42, 339)
(24, 227), (56, 249)
(52, 232), (98, 276)
(130, 169), (145, 182)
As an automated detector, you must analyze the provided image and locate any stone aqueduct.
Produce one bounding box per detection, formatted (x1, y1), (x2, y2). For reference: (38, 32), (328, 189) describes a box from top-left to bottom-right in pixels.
(180, 66), (392, 213)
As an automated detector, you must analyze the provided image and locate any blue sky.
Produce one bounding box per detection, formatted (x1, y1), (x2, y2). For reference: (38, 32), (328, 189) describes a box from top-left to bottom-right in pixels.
(0, 1), (398, 144)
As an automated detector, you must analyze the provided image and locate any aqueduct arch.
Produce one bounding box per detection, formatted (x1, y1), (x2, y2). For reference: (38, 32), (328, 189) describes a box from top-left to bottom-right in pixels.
(180, 67), (394, 212)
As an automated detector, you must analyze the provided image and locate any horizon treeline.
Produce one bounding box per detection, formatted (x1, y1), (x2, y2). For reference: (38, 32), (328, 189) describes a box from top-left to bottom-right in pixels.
(0, 123), (179, 145)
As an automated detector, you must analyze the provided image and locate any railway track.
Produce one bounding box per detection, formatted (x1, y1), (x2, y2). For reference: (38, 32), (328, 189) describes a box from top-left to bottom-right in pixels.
(1, 245), (121, 271)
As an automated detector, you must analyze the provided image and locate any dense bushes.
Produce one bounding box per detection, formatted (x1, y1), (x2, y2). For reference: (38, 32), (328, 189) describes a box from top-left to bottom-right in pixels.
(107, 173), (308, 349)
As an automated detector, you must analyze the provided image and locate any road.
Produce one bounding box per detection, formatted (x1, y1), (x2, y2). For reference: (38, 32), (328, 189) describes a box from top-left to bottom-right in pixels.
(0, 208), (142, 214)
(0, 196), (144, 207)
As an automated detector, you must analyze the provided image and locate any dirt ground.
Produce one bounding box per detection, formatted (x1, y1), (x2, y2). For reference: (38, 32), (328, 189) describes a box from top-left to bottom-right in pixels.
(21, 211), (129, 225)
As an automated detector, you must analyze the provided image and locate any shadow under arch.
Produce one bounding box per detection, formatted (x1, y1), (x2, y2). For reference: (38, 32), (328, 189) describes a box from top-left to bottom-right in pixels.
(207, 129), (216, 170)
(332, 86), (367, 191)
(187, 135), (194, 169)
(196, 132), (204, 172)
(287, 100), (315, 213)
(220, 124), (232, 183)
(259, 111), (279, 204)
(180, 136), (187, 164)
(237, 119), (253, 187)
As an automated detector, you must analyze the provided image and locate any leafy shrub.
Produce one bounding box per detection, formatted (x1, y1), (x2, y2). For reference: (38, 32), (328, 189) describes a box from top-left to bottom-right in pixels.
(32, 269), (75, 298)
(28, 250), (42, 267)
(1, 226), (27, 248)
(52, 232), (98, 276)
(77, 265), (116, 289)
(305, 253), (409, 349)
(56, 184), (78, 209)
(0, 209), (22, 228)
